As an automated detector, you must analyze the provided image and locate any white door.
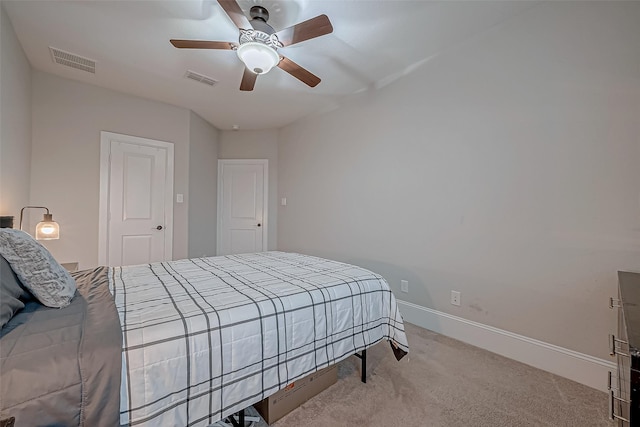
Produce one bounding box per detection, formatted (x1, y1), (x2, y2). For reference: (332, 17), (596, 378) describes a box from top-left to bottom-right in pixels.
(217, 160), (268, 255)
(99, 132), (174, 266)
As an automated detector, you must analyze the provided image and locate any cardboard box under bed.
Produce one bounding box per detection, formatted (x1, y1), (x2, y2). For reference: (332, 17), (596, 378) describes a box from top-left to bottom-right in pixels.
(253, 364), (338, 424)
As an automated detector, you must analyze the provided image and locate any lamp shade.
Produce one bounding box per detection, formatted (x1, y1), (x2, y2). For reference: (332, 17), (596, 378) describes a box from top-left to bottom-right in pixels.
(19, 206), (61, 240)
(236, 42), (280, 75)
(35, 213), (59, 240)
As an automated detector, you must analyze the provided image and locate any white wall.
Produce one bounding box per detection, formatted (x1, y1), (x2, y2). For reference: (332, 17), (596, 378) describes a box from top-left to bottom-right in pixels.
(219, 130), (278, 250)
(31, 71), (191, 268)
(278, 2), (640, 360)
(188, 111), (219, 258)
(0, 3), (31, 219)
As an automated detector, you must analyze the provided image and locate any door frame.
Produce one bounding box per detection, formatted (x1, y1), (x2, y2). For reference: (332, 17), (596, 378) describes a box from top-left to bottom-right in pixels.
(216, 159), (268, 255)
(98, 131), (175, 265)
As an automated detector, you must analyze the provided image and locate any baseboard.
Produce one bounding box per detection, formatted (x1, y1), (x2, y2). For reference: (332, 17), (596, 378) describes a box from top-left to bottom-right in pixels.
(397, 300), (616, 393)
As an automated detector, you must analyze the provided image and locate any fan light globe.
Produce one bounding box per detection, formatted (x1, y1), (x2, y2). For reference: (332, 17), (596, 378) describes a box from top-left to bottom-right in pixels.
(237, 42), (280, 75)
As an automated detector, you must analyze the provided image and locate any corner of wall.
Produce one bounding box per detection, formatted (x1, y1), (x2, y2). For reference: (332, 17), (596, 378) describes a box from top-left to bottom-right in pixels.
(0, 4), (33, 217)
(187, 111), (220, 258)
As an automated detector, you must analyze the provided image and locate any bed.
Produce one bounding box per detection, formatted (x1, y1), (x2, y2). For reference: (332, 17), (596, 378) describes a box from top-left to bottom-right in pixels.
(0, 266), (122, 426)
(0, 229), (409, 427)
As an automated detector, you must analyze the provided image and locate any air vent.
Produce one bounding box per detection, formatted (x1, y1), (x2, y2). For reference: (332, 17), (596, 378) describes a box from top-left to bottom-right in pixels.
(49, 47), (96, 74)
(185, 70), (217, 87)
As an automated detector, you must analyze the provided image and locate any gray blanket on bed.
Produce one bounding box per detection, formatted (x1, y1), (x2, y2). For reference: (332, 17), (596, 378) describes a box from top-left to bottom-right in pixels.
(0, 267), (122, 426)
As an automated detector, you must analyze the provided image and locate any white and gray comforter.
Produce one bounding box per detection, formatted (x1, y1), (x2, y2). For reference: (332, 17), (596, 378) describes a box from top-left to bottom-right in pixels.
(110, 251), (409, 427)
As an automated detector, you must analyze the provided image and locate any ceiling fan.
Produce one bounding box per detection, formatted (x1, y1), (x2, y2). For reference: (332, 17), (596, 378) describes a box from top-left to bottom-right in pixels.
(170, 0), (333, 91)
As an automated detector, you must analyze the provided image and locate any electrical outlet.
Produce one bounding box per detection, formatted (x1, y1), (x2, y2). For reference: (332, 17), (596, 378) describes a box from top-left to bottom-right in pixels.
(451, 290), (461, 306)
(401, 280), (408, 293)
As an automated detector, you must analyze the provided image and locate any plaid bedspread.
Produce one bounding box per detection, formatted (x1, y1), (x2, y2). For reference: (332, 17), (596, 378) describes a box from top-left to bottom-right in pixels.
(109, 251), (409, 426)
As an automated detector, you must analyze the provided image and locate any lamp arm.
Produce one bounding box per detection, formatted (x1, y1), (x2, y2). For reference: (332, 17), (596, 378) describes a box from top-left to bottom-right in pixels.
(19, 206), (50, 231)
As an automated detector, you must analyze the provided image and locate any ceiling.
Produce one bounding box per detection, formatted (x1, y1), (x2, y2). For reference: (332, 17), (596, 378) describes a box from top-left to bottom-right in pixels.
(3, 0), (537, 130)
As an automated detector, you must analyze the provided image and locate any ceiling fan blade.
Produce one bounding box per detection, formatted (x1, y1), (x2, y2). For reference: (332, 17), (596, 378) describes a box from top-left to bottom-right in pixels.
(277, 56), (321, 88)
(240, 68), (258, 91)
(275, 14), (333, 47)
(170, 40), (236, 50)
(217, 0), (251, 29)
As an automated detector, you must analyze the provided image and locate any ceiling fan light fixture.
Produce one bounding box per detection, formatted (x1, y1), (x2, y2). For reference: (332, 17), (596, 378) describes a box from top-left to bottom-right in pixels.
(236, 42), (280, 75)
(171, 1), (333, 90)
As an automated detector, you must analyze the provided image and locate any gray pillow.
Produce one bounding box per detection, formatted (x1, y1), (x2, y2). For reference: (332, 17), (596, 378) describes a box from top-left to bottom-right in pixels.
(0, 229), (76, 308)
(0, 254), (26, 328)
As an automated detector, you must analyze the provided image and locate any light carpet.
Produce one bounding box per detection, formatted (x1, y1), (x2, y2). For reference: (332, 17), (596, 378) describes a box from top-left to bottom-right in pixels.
(255, 322), (611, 427)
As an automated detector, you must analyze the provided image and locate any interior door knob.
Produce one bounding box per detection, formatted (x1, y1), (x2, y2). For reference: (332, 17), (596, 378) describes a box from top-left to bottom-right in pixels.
(257, 223), (261, 227)
(156, 225), (163, 230)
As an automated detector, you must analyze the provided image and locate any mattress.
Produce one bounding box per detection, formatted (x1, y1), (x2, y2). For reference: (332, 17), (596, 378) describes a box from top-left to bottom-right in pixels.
(110, 251), (409, 426)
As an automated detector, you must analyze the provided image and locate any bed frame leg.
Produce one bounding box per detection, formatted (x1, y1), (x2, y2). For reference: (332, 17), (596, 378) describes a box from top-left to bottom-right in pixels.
(354, 349), (367, 383)
(227, 408), (245, 427)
